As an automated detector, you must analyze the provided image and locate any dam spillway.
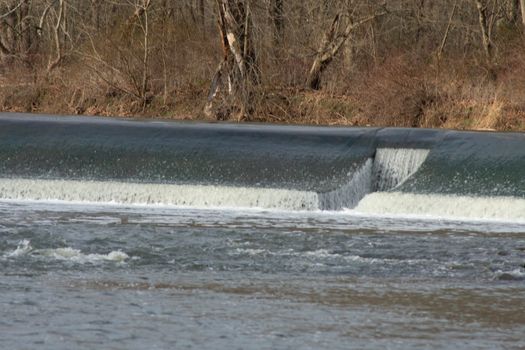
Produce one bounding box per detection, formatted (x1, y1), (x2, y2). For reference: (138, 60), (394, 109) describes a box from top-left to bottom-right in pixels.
(1, 113), (525, 349)
(0, 113), (524, 220)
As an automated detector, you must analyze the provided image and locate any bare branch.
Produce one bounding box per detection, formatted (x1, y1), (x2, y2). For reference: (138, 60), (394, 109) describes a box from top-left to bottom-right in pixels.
(0, 0), (24, 20)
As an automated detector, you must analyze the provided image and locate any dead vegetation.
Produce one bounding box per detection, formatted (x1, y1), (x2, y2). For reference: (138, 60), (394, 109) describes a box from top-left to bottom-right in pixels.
(0, 0), (524, 131)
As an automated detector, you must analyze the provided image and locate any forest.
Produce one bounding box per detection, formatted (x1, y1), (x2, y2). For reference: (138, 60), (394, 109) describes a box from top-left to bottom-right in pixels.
(1, 0), (524, 130)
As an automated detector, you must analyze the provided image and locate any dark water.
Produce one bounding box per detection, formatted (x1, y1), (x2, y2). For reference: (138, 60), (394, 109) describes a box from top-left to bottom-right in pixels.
(1, 201), (524, 350)
(1, 114), (524, 198)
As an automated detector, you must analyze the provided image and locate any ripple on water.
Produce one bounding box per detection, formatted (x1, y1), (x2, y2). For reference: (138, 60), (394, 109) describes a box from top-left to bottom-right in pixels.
(3, 239), (130, 264)
(1, 201), (525, 350)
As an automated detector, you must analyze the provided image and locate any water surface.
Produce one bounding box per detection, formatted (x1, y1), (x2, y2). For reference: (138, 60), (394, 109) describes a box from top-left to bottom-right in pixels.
(1, 201), (524, 349)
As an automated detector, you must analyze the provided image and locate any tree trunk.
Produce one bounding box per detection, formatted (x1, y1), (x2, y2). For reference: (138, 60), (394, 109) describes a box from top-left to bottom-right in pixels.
(205, 0), (259, 121)
(0, 37), (10, 56)
(306, 13), (341, 90)
(47, 0), (65, 72)
(270, 0), (284, 45)
(474, 0), (493, 64)
(20, 0), (32, 59)
(343, 32), (354, 70)
(5, 6), (16, 55)
(0, 0), (34, 64)
(141, 0), (150, 110)
(520, 0), (525, 27)
(0, 4), (12, 58)
(509, 0), (519, 23)
(91, 0), (101, 30)
(436, 0), (458, 60)
(199, 0), (205, 30)
(306, 10), (385, 90)
(414, 0), (426, 48)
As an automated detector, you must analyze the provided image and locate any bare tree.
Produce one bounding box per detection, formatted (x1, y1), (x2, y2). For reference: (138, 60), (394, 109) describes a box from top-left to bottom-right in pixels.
(90, 0), (102, 30)
(138, 0), (151, 109)
(473, 0), (504, 77)
(205, 0), (259, 120)
(520, 0), (525, 26)
(474, 0), (493, 62)
(1, 0), (525, 130)
(0, 1), (23, 63)
(436, 0), (458, 61)
(270, 0), (284, 45)
(47, 0), (66, 71)
(306, 4), (386, 90)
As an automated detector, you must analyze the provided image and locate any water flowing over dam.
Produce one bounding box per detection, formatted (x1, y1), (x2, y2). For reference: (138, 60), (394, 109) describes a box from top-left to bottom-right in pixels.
(2, 113), (525, 350)
(0, 113), (524, 220)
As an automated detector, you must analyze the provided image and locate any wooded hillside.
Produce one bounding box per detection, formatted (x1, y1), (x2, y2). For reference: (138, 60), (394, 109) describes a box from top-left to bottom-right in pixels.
(1, 0), (524, 130)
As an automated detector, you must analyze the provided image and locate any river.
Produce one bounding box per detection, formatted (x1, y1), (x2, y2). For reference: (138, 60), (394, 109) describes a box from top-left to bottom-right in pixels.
(0, 114), (524, 349)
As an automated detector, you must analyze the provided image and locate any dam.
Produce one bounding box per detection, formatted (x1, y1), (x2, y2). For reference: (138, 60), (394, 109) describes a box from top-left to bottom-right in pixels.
(0, 113), (523, 220)
(1, 113), (524, 349)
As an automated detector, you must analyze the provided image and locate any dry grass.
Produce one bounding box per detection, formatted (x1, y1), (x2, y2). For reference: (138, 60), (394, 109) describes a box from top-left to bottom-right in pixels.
(1, 43), (525, 131)
(1, 0), (525, 131)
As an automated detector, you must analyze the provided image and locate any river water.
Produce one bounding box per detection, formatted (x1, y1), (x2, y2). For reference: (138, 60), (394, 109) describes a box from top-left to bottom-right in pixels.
(1, 114), (524, 349)
(1, 201), (524, 350)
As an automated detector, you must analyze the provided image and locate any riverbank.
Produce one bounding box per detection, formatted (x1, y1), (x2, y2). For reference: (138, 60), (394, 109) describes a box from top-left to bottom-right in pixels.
(2, 1), (525, 131)
(2, 52), (524, 131)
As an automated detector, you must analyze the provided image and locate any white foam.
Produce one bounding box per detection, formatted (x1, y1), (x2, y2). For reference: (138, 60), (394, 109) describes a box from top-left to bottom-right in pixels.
(4, 239), (33, 257)
(0, 150), (429, 212)
(302, 249), (335, 258)
(38, 247), (129, 263)
(230, 248), (428, 265)
(373, 148), (429, 191)
(233, 248), (267, 256)
(4, 239), (129, 263)
(354, 192), (525, 222)
(0, 178), (319, 211)
(318, 149), (429, 210)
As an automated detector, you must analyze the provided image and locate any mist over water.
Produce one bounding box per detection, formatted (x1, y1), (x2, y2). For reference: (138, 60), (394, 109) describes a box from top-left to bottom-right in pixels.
(1, 115), (524, 349)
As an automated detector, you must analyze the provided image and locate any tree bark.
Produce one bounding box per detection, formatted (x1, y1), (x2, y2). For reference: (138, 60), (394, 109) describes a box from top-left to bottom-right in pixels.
(306, 10), (386, 90)
(520, 0), (525, 27)
(205, 0), (259, 121)
(199, 0), (205, 30)
(474, 0), (493, 64)
(0, 1), (12, 58)
(19, 0), (31, 58)
(509, 0), (519, 23)
(0, 37), (10, 56)
(141, 0), (151, 110)
(436, 0), (458, 60)
(90, 0), (101, 30)
(47, 0), (65, 72)
(270, 0), (284, 45)
(414, 0), (426, 47)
